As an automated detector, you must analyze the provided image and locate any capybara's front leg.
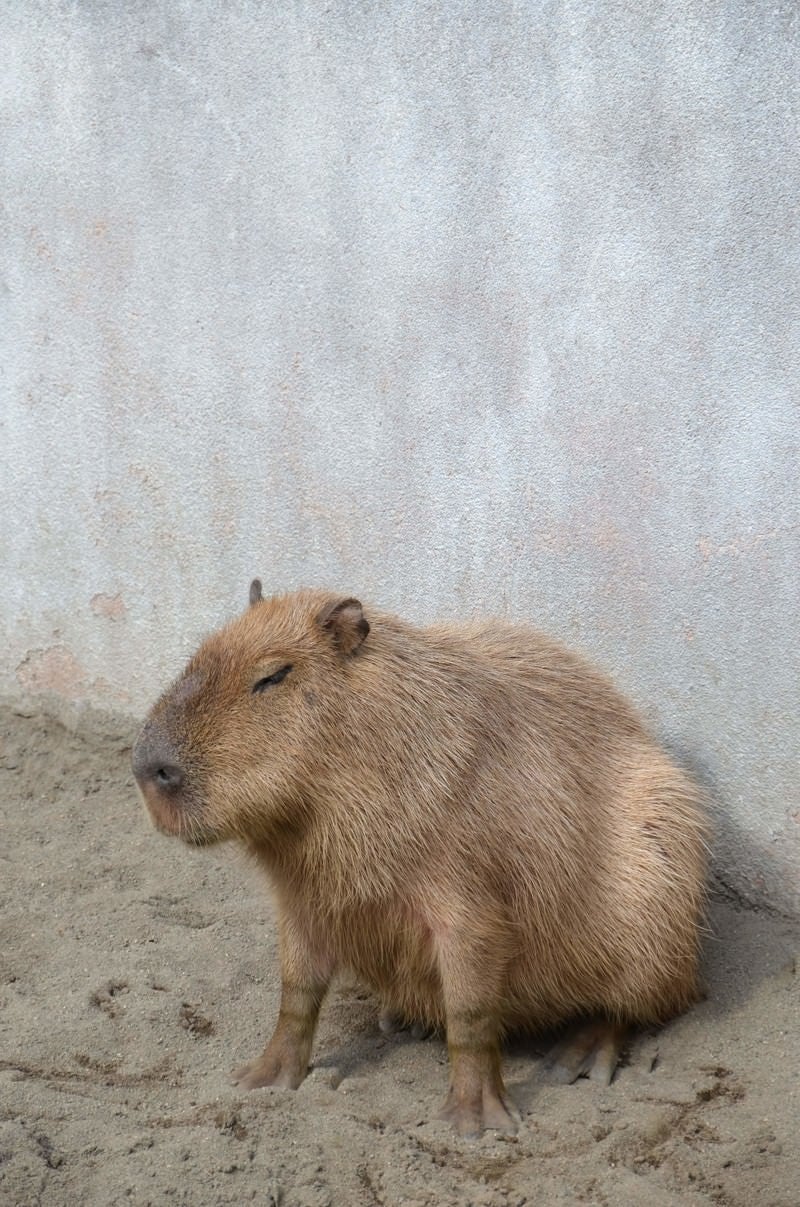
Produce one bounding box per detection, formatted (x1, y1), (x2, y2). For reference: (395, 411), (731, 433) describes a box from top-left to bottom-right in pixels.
(233, 915), (332, 1091)
(436, 928), (519, 1138)
(440, 1016), (518, 1138)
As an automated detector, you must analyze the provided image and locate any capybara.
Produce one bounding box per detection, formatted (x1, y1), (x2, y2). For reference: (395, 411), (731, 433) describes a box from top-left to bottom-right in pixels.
(132, 582), (708, 1136)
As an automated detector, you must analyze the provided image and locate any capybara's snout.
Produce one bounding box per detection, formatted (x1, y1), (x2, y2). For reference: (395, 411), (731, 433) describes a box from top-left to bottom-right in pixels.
(132, 724), (184, 793)
(132, 723), (192, 838)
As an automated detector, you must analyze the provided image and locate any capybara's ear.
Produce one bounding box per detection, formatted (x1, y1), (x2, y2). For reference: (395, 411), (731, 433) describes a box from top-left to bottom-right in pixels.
(318, 597), (370, 655)
(249, 579), (264, 606)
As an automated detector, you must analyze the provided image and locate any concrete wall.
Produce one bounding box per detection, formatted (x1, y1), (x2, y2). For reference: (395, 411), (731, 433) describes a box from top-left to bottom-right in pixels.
(3, 1), (798, 914)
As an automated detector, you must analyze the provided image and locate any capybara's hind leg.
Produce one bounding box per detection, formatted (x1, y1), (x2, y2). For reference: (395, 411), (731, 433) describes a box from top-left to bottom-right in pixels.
(549, 1020), (628, 1087)
(378, 1008), (434, 1040)
(378, 1008), (403, 1035)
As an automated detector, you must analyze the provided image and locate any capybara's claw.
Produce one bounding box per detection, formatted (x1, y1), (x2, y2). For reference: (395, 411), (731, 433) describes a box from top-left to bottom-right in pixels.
(438, 1087), (519, 1138)
(232, 1054), (304, 1091)
(549, 1021), (627, 1087)
(378, 1010), (435, 1040)
(378, 1010), (402, 1036)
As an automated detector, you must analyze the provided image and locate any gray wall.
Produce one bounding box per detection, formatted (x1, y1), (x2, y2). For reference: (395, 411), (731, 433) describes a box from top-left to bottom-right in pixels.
(2, 1), (798, 914)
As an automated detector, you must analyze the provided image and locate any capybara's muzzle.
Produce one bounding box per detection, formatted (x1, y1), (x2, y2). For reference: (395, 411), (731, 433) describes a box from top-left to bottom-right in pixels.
(132, 726), (184, 794)
(132, 724), (189, 835)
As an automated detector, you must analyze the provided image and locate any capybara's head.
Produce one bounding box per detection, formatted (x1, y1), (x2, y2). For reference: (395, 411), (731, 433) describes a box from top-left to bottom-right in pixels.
(132, 582), (369, 846)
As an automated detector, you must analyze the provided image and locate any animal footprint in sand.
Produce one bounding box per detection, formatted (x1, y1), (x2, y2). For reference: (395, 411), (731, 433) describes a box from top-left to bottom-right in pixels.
(90, 980), (129, 1018)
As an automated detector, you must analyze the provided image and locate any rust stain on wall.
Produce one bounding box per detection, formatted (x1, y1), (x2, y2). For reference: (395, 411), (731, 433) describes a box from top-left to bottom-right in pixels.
(16, 646), (87, 699)
(697, 525), (797, 563)
(90, 592), (127, 620)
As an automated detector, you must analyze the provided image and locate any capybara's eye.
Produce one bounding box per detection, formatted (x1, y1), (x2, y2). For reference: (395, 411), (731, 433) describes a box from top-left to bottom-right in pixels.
(252, 665), (293, 694)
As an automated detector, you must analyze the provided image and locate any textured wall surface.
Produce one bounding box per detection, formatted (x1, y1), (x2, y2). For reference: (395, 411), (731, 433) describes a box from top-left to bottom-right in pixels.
(2, 1), (798, 913)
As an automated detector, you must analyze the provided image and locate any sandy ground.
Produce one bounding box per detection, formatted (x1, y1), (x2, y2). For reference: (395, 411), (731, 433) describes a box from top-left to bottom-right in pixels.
(0, 706), (797, 1207)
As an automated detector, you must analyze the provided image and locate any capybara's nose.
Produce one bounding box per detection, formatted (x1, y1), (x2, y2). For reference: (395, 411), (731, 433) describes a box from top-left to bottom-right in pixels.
(132, 730), (184, 793)
(149, 762), (184, 792)
(134, 756), (184, 793)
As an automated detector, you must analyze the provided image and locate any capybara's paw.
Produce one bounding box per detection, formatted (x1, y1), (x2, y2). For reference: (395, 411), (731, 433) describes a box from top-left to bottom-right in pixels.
(438, 1086), (520, 1139)
(378, 1009), (403, 1036)
(231, 1052), (306, 1091)
(378, 1010), (435, 1040)
(548, 1020), (627, 1087)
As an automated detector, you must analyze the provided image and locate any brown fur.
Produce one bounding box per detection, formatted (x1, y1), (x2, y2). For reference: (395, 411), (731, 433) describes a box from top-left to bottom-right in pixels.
(132, 587), (708, 1136)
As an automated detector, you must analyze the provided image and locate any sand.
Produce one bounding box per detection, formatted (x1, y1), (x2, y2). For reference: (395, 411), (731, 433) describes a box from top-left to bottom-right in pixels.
(0, 706), (797, 1207)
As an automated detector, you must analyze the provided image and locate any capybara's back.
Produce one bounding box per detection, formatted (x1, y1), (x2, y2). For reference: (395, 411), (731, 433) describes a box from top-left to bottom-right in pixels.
(442, 620), (708, 1031)
(133, 585), (709, 1136)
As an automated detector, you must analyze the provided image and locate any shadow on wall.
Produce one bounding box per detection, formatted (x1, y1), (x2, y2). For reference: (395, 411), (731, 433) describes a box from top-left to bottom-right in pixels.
(670, 743), (797, 919)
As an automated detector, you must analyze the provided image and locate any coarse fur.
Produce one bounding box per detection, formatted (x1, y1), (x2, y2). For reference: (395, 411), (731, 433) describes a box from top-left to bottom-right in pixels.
(133, 586), (709, 1135)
